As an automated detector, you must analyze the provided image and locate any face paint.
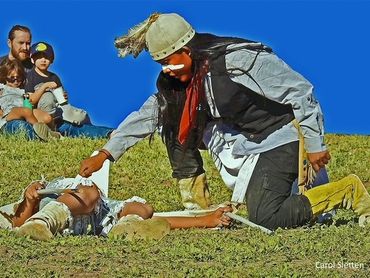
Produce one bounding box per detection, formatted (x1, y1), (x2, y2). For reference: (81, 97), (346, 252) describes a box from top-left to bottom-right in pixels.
(162, 64), (185, 71)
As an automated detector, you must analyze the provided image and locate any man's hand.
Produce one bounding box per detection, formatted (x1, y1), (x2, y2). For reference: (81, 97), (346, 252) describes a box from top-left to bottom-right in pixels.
(307, 150), (331, 172)
(79, 151), (109, 177)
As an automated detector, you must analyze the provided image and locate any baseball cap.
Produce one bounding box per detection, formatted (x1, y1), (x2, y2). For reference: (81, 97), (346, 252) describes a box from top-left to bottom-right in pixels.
(30, 42), (55, 61)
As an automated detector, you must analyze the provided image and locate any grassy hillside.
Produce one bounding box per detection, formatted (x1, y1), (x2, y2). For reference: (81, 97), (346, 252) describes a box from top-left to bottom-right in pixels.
(0, 133), (369, 277)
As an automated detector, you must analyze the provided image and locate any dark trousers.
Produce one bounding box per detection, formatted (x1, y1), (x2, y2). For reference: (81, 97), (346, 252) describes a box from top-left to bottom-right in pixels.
(246, 141), (313, 230)
(165, 137), (205, 179)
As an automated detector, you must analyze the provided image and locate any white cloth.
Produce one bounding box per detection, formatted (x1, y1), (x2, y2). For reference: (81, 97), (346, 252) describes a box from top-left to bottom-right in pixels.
(203, 122), (260, 203)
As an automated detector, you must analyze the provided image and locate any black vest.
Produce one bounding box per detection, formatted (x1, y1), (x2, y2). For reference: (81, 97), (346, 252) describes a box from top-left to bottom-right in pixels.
(208, 47), (294, 143)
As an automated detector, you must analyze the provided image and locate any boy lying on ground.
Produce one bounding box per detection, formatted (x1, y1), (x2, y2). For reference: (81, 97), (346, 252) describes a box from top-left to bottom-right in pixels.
(0, 177), (232, 241)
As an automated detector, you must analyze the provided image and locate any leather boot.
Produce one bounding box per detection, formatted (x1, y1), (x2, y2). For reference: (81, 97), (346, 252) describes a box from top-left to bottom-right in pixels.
(304, 174), (370, 226)
(178, 173), (211, 210)
(15, 201), (71, 241)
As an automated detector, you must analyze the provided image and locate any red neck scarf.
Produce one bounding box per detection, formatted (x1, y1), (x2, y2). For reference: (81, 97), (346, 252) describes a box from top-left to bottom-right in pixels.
(178, 60), (209, 145)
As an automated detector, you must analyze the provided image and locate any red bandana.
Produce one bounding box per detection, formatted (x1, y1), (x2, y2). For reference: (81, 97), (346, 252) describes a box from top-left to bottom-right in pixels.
(178, 61), (208, 145)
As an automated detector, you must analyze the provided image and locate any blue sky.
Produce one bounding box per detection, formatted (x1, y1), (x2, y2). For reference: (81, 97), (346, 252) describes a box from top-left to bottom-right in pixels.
(1, 0), (369, 135)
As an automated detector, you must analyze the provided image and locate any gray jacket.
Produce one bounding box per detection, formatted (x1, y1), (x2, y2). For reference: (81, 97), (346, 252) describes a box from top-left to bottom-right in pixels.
(104, 43), (326, 161)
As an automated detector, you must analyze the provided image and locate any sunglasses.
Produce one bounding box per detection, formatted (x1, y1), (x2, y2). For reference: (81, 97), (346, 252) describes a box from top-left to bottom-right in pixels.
(6, 76), (24, 83)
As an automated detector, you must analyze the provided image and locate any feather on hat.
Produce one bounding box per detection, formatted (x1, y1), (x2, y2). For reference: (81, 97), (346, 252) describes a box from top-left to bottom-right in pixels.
(114, 13), (161, 58)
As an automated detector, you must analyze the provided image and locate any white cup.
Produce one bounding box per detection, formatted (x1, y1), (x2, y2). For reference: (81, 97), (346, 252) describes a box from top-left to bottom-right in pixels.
(52, 87), (68, 105)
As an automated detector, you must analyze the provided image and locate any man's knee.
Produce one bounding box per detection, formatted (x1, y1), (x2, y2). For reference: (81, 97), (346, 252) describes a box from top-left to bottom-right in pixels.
(247, 201), (274, 228)
(248, 194), (313, 230)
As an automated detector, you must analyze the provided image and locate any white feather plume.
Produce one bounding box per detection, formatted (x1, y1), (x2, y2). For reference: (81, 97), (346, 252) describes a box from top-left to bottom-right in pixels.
(115, 13), (161, 58)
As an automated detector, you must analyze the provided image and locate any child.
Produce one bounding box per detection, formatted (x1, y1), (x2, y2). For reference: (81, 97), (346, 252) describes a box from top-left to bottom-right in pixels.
(0, 176), (232, 241)
(25, 42), (88, 125)
(0, 58), (60, 141)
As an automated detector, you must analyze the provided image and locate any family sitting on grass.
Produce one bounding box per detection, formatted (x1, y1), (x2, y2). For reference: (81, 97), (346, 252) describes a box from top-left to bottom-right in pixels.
(0, 58), (61, 141)
(0, 25), (113, 140)
(1, 14), (369, 241)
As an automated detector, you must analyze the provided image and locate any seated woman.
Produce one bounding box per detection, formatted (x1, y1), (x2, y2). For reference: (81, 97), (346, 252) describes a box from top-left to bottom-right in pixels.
(0, 177), (232, 241)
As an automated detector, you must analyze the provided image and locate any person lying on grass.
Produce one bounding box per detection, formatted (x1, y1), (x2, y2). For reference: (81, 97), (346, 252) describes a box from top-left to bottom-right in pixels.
(0, 177), (232, 241)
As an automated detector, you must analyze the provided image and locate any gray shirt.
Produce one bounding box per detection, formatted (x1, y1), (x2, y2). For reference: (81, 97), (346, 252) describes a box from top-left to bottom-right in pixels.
(0, 84), (25, 128)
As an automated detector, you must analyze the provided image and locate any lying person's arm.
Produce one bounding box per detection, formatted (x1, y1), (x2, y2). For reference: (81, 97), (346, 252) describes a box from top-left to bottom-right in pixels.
(157, 206), (233, 229)
(12, 182), (45, 227)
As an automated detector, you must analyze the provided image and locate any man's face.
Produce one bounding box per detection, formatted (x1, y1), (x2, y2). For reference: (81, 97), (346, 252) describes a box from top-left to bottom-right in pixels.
(7, 30), (31, 61)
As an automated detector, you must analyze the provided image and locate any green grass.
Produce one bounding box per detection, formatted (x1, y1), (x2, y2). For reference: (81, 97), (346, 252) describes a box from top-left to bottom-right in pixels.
(0, 133), (369, 277)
